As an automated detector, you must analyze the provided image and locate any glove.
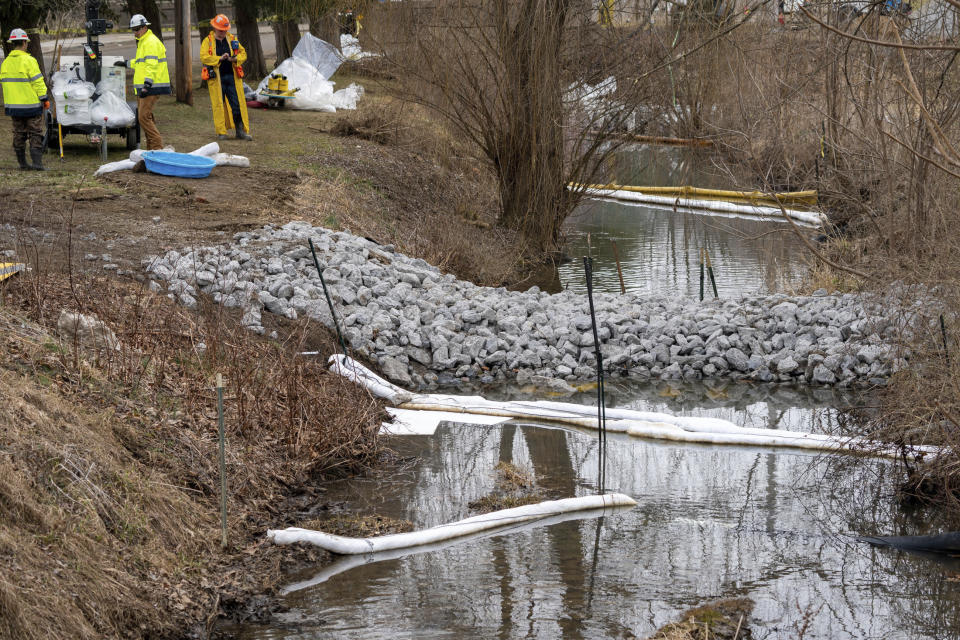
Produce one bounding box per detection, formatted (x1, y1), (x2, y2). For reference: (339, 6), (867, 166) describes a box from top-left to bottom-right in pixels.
(144, 79), (153, 88)
(43, 100), (50, 110)
(113, 60), (126, 67)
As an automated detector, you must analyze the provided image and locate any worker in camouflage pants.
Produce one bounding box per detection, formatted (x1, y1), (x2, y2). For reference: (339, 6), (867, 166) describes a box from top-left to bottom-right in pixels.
(1, 28), (49, 170)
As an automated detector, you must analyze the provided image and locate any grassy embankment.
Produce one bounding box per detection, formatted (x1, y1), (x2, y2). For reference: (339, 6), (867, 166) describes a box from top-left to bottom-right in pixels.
(0, 56), (515, 637)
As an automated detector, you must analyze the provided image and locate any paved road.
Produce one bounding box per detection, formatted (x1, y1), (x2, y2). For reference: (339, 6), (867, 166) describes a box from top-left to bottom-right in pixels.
(37, 24), (283, 64)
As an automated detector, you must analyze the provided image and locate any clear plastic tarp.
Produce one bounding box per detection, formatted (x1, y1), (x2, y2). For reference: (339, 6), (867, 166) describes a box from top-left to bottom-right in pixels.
(291, 32), (344, 80)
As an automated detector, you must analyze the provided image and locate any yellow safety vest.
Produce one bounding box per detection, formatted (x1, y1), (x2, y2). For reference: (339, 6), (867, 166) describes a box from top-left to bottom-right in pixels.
(132, 30), (171, 96)
(0, 49), (48, 117)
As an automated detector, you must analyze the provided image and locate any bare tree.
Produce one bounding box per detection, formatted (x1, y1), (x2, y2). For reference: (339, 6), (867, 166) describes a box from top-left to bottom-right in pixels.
(376, 0), (657, 255)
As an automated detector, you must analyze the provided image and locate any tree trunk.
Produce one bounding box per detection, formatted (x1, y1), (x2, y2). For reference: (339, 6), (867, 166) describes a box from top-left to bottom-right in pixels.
(195, 0), (218, 42)
(174, 0), (192, 104)
(234, 0), (266, 79)
(128, 0), (164, 40)
(26, 32), (47, 83)
(273, 18), (301, 64)
(494, 0), (570, 252)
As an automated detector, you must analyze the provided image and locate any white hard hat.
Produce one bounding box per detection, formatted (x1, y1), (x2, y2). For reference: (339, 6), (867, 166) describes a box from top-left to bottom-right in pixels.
(8, 28), (29, 43)
(129, 14), (150, 29)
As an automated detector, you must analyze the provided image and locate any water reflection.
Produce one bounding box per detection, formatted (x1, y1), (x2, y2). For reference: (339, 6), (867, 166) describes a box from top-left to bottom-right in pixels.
(560, 144), (811, 297)
(235, 391), (960, 640)
(559, 199), (809, 297)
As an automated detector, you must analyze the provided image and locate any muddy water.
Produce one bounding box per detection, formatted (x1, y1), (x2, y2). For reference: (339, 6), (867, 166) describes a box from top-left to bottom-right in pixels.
(233, 385), (960, 639)
(558, 145), (811, 296)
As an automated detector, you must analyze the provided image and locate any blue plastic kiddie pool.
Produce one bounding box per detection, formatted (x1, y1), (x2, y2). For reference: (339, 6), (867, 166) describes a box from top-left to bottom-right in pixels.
(142, 151), (216, 178)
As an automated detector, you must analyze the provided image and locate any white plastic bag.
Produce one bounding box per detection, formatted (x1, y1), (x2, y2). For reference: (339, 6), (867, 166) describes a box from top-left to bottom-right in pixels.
(90, 90), (136, 127)
(330, 83), (364, 110)
(53, 70), (96, 127)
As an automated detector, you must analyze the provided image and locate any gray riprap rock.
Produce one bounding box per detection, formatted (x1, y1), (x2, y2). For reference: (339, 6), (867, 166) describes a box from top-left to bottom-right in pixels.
(777, 356), (798, 374)
(381, 357), (412, 386)
(725, 347), (749, 372)
(530, 375), (577, 395)
(812, 364), (837, 384)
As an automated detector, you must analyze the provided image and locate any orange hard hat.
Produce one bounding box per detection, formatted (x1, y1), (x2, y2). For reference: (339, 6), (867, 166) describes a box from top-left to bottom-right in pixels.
(210, 14), (230, 30)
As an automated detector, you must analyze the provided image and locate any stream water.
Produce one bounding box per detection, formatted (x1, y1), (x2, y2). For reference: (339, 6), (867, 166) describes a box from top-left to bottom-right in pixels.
(232, 384), (960, 639)
(230, 147), (960, 638)
(558, 145), (810, 297)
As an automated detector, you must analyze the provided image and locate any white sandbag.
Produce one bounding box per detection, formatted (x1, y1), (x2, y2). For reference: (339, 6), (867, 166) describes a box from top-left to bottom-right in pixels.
(268, 493), (637, 554)
(94, 159), (136, 176)
(330, 82), (364, 110)
(213, 153), (249, 167)
(90, 90), (135, 127)
(129, 149), (145, 162)
(188, 142), (220, 157)
(293, 32), (344, 80)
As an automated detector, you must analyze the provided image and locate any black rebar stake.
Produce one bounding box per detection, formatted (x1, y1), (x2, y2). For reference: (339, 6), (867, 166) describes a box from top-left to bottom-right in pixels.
(699, 248), (705, 302)
(309, 238), (350, 359)
(584, 256), (607, 494)
(941, 314), (950, 365)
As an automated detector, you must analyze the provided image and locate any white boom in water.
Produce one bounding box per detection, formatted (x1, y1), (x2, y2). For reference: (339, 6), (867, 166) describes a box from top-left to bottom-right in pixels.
(329, 355), (936, 458)
(268, 493), (637, 554)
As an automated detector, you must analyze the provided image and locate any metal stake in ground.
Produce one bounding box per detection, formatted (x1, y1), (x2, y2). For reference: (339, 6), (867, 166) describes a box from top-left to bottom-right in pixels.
(941, 314), (950, 365)
(704, 247), (719, 299)
(583, 256), (607, 494)
(308, 238), (350, 358)
(216, 373), (227, 548)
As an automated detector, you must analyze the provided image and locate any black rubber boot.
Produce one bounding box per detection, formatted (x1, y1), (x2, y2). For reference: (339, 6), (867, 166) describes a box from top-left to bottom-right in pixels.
(29, 148), (47, 171)
(15, 149), (29, 170)
(235, 128), (252, 141)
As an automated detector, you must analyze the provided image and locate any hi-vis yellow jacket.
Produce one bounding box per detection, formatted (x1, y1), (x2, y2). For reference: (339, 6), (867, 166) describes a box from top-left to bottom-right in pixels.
(200, 32), (249, 134)
(0, 50), (48, 117)
(132, 29), (171, 96)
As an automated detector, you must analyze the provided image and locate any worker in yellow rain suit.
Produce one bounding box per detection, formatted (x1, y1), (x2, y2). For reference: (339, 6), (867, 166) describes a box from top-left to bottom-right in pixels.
(200, 14), (252, 140)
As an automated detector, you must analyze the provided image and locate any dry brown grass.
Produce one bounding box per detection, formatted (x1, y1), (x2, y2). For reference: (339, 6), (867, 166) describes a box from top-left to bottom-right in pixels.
(291, 98), (530, 287)
(0, 256), (387, 637)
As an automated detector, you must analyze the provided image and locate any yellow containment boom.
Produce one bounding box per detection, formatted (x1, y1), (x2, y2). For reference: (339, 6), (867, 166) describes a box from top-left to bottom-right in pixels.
(572, 183), (818, 208)
(0, 263), (25, 282)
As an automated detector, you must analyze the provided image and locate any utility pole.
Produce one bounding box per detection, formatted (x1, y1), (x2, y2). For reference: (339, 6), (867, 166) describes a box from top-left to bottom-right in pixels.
(174, 0), (193, 105)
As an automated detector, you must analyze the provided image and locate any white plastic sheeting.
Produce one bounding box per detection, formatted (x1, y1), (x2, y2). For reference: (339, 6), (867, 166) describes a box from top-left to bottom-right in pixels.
(581, 186), (826, 228)
(268, 493), (637, 554)
(293, 32), (345, 80)
(255, 34), (364, 111)
(94, 142), (250, 175)
(278, 504), (634, 592)
(330, 355), (937, 458)
(340, 34), (377, 60)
